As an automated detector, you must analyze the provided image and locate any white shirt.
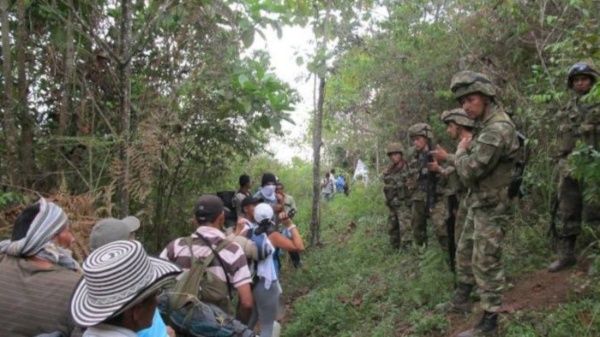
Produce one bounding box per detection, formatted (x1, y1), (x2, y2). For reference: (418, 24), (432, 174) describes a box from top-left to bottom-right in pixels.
(83, 323), (138, 337)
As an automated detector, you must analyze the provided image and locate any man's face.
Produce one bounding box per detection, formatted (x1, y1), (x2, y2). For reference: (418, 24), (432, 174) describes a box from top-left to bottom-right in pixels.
(460, 93), (487, 120)
(276, 184), (284, 194)
(244, 204), (256, 218)
(131, 291), (159, 330)
(572, 75), (593, 95)
(412, 136), (428, 151)
(388, 152), (403, 164)
(446, 122), (460, 140)
(54, 225), (75, 249)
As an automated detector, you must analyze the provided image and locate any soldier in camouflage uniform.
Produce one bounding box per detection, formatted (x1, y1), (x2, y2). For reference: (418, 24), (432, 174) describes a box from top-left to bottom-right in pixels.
(407, 123), (447, 249)
(428, 109), (475, 262)
(548, 61), (600, 272)
(433, 71), (520, 337)
(382, 142), (411, 249)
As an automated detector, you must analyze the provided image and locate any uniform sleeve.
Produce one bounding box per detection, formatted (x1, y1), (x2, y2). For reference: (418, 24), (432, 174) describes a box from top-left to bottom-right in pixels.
(454, 128), (505, 185)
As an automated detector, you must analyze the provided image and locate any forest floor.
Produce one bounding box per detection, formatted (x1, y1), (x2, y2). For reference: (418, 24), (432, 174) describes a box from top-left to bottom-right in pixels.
(279, 184), (600, 337)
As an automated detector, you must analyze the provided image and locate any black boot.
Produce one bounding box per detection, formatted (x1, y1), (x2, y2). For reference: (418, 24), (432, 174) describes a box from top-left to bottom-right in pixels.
(457, 311), (498, 337)
(548, 235), (577, 272)
(435, 283), (473, 313)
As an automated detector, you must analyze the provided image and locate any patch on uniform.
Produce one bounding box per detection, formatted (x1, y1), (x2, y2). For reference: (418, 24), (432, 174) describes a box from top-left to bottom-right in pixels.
(477, 131), (502, 147)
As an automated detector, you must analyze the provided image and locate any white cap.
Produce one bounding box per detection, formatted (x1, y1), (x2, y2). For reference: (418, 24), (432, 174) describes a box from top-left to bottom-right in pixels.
(254, 203), (274, 223)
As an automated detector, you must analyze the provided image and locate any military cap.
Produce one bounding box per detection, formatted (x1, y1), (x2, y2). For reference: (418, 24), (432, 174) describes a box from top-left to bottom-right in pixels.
(450, 71), (496, 100)
(567, 61), (599, 88)
(408, 123), (433, 139)
(386, 142), (404, 155)
(440, 108), (475, 128)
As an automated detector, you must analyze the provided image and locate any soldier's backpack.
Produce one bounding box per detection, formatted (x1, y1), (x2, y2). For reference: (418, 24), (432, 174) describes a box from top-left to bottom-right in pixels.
(159, 236), (255, 337)
(508, 130), (528, 199)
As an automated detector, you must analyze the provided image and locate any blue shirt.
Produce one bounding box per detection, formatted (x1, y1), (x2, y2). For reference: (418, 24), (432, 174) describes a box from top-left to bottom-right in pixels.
(137, 310), (168, 337)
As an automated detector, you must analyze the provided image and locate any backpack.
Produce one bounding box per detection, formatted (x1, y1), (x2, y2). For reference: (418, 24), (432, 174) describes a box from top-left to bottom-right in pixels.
(159, 236), (255, 337)
(216, 191), (237, 228)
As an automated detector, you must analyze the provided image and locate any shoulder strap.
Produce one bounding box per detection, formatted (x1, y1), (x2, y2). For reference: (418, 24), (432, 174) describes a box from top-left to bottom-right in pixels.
(196, 234), (234, 299)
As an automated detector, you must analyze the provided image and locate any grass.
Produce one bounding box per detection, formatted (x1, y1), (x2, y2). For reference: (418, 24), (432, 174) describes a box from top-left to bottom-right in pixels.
(278, 180), (600, 337)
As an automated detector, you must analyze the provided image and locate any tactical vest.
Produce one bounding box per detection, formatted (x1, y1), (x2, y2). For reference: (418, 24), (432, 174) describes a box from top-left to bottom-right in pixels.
(383, 163), (408, 206)
(470, 107), (520, 197)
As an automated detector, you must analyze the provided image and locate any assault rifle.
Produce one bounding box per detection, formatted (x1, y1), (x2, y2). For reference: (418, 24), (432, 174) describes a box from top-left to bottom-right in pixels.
(425, 138), (438, 215)
(446, 195), (458, 273)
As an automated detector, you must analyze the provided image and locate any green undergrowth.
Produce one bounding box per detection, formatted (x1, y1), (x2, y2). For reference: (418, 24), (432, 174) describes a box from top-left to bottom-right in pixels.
(279, 182), (600, 337)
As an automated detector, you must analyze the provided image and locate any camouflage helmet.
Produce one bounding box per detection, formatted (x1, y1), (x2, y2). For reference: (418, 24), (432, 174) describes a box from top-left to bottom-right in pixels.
(440, 108), (475, 128)
(450, 71), (496, 100)
(567, 61), (599, 88)
(386, 142), (404, 155)
(408, 123), (433, 139)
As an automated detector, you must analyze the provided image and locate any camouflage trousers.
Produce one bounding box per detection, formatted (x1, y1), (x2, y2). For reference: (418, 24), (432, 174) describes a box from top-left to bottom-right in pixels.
(388, 204), (412, 248)
(454, 197), (468, 244)
(410, 199), (447, 248)
(456, 197), (511, 313)
(555, 159), (600, 238)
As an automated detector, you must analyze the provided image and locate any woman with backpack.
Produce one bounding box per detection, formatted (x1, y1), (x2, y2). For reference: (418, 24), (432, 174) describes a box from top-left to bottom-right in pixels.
(243, 202), (304, 337)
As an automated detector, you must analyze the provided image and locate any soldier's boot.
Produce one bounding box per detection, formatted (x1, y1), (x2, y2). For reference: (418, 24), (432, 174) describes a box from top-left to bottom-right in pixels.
(457, 311), (498, 337)
(435, 283), (473, 314)
(548, 235), (577, 273)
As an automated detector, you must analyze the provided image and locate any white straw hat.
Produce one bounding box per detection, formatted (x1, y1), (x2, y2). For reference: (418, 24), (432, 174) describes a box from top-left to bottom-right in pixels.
(70, 240), (181, 327)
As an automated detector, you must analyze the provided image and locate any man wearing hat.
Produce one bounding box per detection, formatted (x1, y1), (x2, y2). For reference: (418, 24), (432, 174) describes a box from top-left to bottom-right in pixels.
(254, 172), (278, 206)
(89, 216), (175, 337)
(0, 198), (81, 337)
(407, 123), (447, 249)
(433, 71), (520, 337)
(382, 142), (411, 249)
(547, 61), (600, 272)
(160, 194), (254, 323)
(71, 240), (181, 336)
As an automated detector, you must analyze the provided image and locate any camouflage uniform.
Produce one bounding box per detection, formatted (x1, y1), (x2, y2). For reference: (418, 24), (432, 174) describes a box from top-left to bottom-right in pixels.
(382, 143), (412, 248)
(549, 62), (600, 271)
(450, 71), (520, 318)
(407, 124), (447, 248)
(440, 109), (476, 245)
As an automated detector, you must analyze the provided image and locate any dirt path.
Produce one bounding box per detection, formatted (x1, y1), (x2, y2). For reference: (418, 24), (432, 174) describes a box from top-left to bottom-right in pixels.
(446, 263), (589, 337)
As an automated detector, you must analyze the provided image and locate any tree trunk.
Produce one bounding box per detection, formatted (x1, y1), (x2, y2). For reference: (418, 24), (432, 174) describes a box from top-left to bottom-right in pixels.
(118, 0), (132, 216)
(0, 0), (19, 185)
(59, 2), (75, 136)
(16, 0), (34, 186)
(310, 76), (325, 246)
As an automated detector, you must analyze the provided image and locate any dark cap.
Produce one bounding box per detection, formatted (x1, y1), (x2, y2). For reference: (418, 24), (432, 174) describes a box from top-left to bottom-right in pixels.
(241, 195), (262, 208)
(194, 195), (224, 223)
(261, 172), (277, 186)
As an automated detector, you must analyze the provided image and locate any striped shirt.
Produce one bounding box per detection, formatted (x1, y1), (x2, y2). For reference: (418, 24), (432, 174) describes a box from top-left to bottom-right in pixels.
(160, 226), (251, 288)
(0, 254), (81, 337)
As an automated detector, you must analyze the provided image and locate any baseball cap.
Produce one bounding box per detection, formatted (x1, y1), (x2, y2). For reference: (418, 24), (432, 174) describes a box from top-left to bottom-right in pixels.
(194, 194), (224, 223)
(254, 203), (274, 223)
(89, 216), (141, 250)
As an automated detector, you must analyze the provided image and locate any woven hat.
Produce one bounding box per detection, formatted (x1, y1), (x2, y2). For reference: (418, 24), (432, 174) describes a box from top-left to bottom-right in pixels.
(89, 216), (141, 250)
(71, 240), (181, 327)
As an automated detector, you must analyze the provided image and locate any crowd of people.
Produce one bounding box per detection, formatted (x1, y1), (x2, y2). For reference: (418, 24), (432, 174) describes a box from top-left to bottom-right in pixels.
(0, 172), (305, 337)
(382, 63), (599, 337)
(0, 61), (598, 337)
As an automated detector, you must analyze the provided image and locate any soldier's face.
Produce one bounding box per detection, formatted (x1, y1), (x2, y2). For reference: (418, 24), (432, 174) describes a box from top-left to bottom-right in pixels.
(388, 152), (402, 164)
(446, 122), (459, 140)
(412, 136), (427, 151)
(460, 93), (486, 119)
(572, 75), (593, 95)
